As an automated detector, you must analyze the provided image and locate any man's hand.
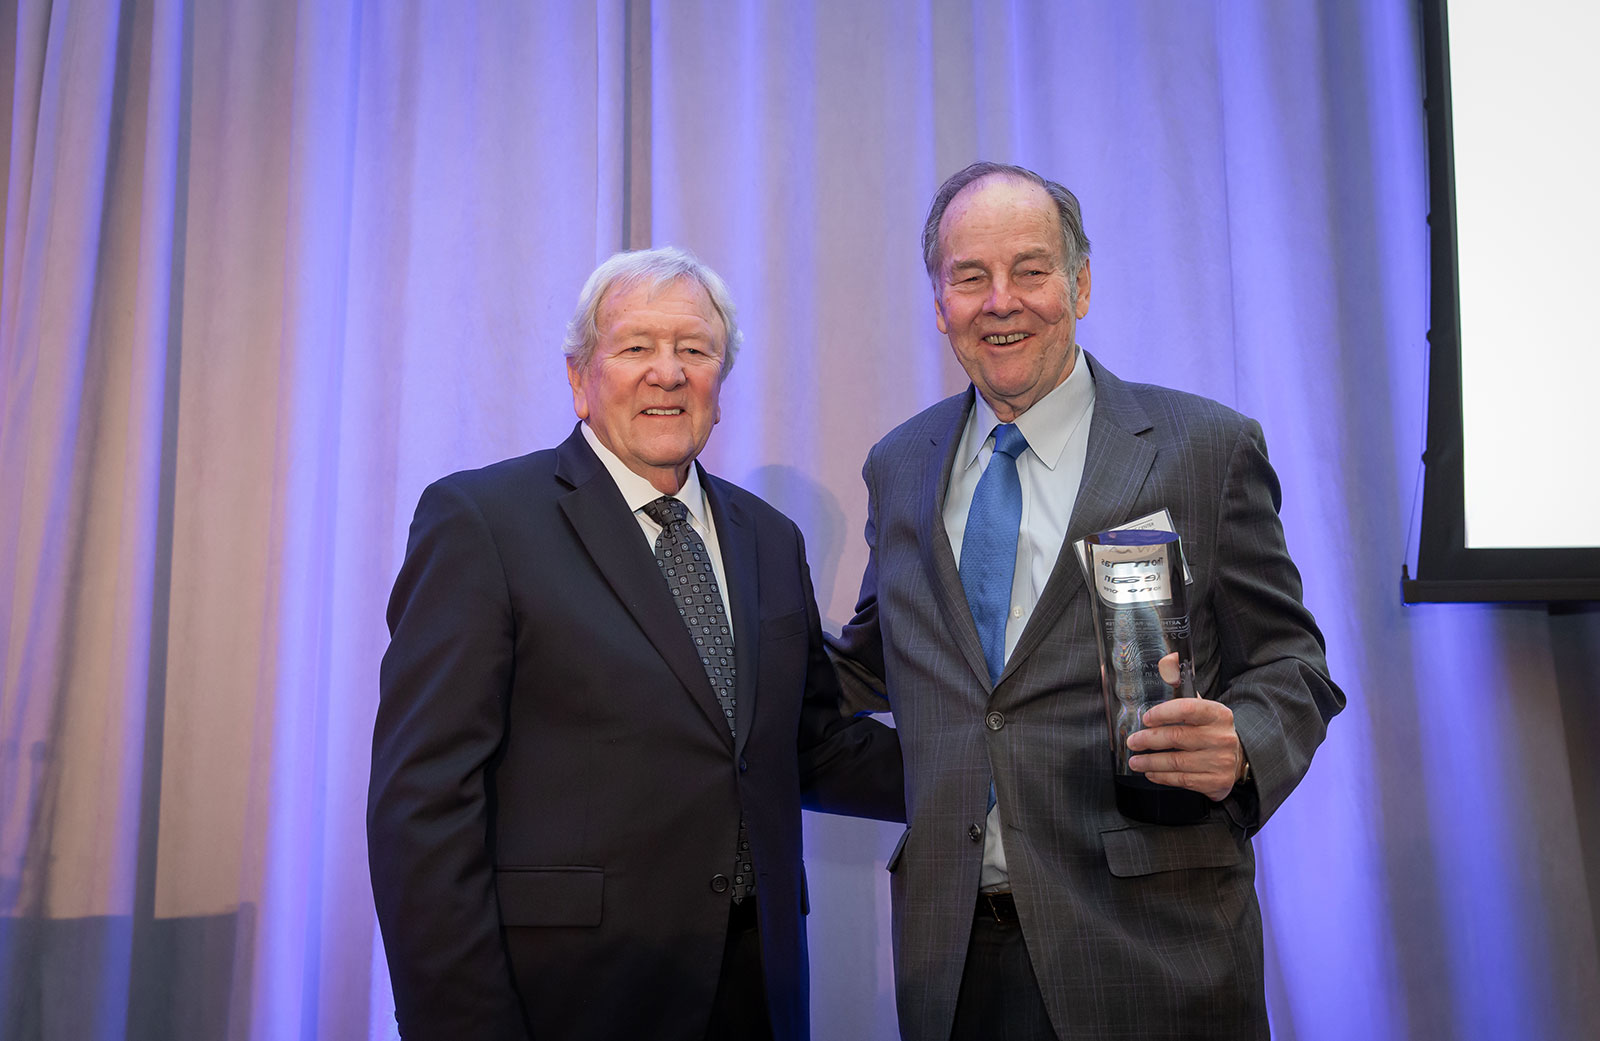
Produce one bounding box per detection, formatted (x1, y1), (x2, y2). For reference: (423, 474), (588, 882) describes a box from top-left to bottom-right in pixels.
(1125, 652), (1245, 802)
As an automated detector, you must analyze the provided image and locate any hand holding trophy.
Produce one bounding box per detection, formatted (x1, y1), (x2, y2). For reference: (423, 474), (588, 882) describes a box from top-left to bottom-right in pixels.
(1080, 528), (1211, 825)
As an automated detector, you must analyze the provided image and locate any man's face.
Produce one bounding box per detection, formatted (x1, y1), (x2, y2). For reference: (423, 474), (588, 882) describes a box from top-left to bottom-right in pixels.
(568, 277), (726, 494)
(933, 175), (1091, 423)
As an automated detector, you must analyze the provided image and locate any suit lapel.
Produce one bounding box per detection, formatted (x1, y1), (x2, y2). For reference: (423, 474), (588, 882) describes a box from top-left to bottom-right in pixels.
(1001, 353), (1157, 683)
(554, 428), (733, 745)
(701, 468), (759, 758)
(1063, 354), (1160, 542)
(916, 391), (995, 693)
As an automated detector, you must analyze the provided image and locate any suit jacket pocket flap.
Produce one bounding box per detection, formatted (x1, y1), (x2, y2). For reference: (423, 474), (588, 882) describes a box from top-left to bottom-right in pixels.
(495, 866), (603, 927)
(1101, 822), (1241, 878)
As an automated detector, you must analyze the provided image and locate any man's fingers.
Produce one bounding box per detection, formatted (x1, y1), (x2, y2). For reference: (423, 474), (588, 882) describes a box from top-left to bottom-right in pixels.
(1134, 768), (1234, 803)
(1128, 748), (1233, 771)
(1127, 747), (1240, 803)
(1124, 689), (1239, 802)
(1127, 724), (1220, 753)
(1140, 697), (1232, 729)
(1157, 651), (1181, 687)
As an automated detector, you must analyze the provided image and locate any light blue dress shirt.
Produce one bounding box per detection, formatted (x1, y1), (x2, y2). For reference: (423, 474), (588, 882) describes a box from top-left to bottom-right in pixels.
(942, 347), (1096, 890)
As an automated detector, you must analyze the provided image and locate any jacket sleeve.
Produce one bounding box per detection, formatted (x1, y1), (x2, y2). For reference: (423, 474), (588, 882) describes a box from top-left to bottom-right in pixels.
(823, 446), (895, 716)
(368, 478), (529, 1041)
(792, 509), (906, 824)
(1209, 419), (1345, 834)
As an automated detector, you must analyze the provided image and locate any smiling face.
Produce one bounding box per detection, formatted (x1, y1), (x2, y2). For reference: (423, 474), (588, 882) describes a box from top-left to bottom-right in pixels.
(567, 277), (727, 494)
(933, 175), (1091, 422)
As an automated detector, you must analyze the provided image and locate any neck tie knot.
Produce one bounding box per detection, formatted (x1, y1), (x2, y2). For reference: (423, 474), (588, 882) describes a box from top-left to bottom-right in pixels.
(992, 422), (1028, 461)
(642, 495), (690, 530)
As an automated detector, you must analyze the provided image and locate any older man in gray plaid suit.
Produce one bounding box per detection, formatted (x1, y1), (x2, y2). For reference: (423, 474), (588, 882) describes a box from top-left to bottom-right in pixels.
(828, 162), (1343, 1040)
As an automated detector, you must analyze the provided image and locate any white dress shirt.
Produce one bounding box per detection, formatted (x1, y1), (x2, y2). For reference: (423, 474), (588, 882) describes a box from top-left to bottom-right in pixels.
(580, 422), (735, 646)
(942, 347), (1096, 890)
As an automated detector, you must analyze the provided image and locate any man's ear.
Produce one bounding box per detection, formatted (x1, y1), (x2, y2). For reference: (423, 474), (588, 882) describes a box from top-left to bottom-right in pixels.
(1074, 259), (1092, 319)
(933, 290), (950, 335)
(567, 356), (590, 420)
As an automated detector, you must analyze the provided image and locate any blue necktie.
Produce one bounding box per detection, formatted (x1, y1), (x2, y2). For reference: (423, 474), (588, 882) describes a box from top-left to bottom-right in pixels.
(959, 423), (1028, 686)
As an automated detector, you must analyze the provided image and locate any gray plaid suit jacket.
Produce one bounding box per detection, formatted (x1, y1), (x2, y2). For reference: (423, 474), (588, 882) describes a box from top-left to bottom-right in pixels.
(828, 351), (1343, 1041)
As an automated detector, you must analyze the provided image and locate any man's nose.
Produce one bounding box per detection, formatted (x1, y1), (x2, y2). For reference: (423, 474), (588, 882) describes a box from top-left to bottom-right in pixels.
(984, 277), (1020, 315)
(646, 349), (686, 386)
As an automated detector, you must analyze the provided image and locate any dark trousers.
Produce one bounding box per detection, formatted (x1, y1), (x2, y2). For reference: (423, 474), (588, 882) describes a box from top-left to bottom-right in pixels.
(704, 898), (772, 1041)
(949, 893), (1058, 1041)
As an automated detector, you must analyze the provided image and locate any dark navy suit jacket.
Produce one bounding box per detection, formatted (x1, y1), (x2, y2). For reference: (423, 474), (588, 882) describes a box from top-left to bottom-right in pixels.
(370, 424), (903, 1041)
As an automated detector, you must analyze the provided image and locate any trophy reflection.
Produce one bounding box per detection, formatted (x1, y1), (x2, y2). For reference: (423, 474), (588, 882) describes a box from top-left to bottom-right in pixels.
(1081, 529), (1209, 825)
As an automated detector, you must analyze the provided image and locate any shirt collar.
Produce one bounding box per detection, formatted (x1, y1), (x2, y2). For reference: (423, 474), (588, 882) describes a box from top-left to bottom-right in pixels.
(956, 345), (1096, 472)
(579, 421), (711, 527)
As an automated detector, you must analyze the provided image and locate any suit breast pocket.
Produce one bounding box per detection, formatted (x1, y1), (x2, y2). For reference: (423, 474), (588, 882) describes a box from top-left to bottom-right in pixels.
(495, 866), (603, 927)
(759, 609), (810, 643)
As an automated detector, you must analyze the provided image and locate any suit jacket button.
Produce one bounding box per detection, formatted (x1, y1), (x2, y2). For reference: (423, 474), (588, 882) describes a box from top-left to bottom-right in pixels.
(711, 874), (730, 893)
(738, 756), (748, 774)
(985, 711), (1004, 731)
(968, 824), (983, 842)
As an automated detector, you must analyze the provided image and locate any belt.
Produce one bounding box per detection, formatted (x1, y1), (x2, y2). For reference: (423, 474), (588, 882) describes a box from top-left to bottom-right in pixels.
(728, 897), (760, 933)
(976, 890), (1019, 925)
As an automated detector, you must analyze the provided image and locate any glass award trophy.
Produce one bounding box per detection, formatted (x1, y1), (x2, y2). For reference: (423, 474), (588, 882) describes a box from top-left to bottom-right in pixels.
(1081, 528), (1210, 825)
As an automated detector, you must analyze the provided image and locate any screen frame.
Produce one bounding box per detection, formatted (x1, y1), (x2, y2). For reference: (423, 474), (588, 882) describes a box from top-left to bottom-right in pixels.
(1405, 0), (1600, 604)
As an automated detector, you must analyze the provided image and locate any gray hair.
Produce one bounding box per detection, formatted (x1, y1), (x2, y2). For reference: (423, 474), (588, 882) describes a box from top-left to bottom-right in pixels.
(920, 161), (1091, 287)
(562, 246), (743, 377)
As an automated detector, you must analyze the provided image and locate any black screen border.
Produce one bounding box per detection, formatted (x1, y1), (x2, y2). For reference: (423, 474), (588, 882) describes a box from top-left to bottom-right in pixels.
(1405, 0), (1600, 604)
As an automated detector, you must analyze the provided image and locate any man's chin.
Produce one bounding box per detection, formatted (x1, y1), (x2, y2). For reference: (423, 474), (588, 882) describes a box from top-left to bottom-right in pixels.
(977, 380), (1040, 408)
(637, 438), (700, 465)
(630, 441), (702, 480)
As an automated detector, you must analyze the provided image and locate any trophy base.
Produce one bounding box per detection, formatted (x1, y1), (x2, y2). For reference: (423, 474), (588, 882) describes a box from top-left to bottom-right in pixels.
(1115, 774), (1210, 825)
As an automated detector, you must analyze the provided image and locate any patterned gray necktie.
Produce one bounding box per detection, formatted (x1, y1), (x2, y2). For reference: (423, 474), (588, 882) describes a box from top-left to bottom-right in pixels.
(642, 495), (754, 902)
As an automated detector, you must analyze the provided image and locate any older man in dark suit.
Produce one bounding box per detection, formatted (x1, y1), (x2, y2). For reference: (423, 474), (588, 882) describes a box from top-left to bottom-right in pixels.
(828, 162), (1344, 1040)
(368, 247), (903, 1041)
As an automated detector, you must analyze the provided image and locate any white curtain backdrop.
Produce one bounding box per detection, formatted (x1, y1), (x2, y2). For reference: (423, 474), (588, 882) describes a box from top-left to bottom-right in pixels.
(3, 2), (1597, 1039)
